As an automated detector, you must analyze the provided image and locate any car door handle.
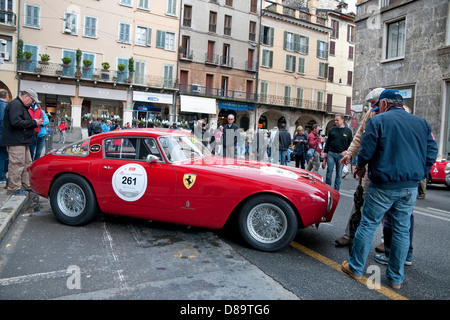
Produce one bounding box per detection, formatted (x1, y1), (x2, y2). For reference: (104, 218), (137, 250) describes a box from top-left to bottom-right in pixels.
(103, 166), (113, 170)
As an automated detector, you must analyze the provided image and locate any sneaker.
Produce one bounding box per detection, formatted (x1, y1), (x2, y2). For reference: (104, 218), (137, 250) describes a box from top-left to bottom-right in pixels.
(334, 236), (350, 247)
(405, 253), (413, 266)
(374, 253), (389, 265)
(341, 261), (362, 280)
(390, 283), (402, 290)
(7, 189), (28, 196)
(374, 253), (413, 266)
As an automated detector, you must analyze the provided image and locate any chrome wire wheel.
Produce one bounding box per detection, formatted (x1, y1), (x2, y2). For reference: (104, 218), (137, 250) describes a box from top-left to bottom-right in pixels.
(56, 182), (86, 218)
(246, 203), (288, 244)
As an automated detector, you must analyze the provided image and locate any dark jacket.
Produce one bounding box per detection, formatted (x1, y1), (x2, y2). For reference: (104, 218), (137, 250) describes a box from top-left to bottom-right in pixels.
(88, 120), (101, 136)
(357, 107), (438, 189)
(278, 128), (291, 151)
(0, 98), (7, 145)
(293, 133), (307, 156)
(323, 125), (353, 154)
(1, 97), (37, 146)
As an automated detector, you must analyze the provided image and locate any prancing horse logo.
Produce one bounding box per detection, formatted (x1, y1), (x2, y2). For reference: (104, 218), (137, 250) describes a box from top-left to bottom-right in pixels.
(183, 173), (197, 189)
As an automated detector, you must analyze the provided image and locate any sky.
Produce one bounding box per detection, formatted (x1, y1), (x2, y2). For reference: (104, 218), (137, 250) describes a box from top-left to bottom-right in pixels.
(346, 0), (357, 13)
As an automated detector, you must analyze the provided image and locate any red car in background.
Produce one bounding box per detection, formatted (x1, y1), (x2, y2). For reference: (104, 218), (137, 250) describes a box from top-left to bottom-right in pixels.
(428, 157), (450, 188)
(28, 129), (340, 252)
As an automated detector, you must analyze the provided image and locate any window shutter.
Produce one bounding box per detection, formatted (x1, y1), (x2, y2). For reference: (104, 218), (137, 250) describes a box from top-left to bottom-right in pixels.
(156, 30), (165, 48)
(298, 57), (305, 74)
(269, 50), (273, 68)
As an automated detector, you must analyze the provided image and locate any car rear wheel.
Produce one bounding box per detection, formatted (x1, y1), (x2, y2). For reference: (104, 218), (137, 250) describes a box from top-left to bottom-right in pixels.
(238, 195), (298, 252)
(50, 174), (97, 226)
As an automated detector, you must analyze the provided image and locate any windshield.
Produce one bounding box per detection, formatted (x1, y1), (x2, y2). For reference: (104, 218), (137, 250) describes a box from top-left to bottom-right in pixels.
(158, 135), (211, 163)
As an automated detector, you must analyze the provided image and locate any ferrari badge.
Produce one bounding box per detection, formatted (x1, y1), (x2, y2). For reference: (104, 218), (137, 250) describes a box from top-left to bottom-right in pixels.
(183, 173), (197, 189)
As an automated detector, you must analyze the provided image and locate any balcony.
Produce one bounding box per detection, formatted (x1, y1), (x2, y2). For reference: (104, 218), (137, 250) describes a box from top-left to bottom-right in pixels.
(180, 83), (257, 101)
(204, 53), (219, 65)
(220, 55), (234, 68)
(0, 10), (16, 29)
(258, 94), (325, 112)
(179, 49), (193, 61)
(17, 60), (175, 88)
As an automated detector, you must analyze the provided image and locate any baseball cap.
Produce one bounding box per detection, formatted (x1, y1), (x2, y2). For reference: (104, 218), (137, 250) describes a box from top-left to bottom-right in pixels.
(23, 88), (41, 103)
(372, 89), (403, 108)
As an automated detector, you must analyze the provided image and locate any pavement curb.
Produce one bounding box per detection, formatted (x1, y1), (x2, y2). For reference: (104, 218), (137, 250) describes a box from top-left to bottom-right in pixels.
(0, 194), (30, 242)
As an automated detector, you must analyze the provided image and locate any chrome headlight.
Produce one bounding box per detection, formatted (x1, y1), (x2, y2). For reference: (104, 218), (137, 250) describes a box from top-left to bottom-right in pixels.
(445, 163), (450, 175)
(327, 191), (333, 213)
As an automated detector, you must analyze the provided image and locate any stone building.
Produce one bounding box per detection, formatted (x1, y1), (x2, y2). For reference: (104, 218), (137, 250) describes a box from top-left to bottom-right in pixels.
(353, 0), (450, 157)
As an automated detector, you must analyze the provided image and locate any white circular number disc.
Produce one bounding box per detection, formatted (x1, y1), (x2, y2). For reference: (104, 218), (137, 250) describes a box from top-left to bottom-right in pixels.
(112, 164), (147, 201)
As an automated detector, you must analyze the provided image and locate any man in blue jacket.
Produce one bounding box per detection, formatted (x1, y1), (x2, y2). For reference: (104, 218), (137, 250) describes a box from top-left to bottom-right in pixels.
(341, 89), (438, 289)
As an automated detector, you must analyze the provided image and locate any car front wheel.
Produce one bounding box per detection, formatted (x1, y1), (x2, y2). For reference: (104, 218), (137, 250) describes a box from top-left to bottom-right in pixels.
(50, 174), (98, 226)
(238, 195), (298, 252)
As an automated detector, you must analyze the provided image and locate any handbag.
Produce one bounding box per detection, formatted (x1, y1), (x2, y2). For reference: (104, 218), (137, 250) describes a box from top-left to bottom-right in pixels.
(307, 148), (315, 158)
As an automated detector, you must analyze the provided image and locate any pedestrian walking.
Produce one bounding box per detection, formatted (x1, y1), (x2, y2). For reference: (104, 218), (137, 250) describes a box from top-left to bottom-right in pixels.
(293, 126), (307, 169)
(306, 124), (322, 174)
(341, 89), (438, 289)
(222, 114), (238, 158)
(1, 89), (43, 195)
(29, 102), (49, 161)
(322, 114), (353, 191)
(278, 124), (291, 166)
(58, 118), (67, 144)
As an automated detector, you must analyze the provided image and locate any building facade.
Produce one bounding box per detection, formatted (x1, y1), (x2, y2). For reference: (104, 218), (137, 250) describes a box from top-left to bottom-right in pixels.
(1, 0), (356, 143)
(353, 0), (450, 158)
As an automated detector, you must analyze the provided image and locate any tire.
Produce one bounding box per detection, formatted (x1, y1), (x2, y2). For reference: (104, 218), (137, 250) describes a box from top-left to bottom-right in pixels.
(238, 195), (298, 252)
(49, 174), (98, 226)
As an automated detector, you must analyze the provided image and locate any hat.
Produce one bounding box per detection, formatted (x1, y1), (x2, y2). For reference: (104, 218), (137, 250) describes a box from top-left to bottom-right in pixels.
(365, 87), (385, 102)
(372, 89), (403, 107)
(23, 88), (41, 103)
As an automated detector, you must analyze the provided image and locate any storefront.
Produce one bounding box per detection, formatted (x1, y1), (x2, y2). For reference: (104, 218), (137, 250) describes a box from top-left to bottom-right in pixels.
(133, 91), (173, 126)
(179, 95), (217, 127)
(79, 86), (127, 127)
(218, 100), (255, 130)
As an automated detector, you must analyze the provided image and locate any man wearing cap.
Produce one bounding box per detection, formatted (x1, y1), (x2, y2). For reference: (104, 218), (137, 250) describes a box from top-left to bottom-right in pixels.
(2, 89), (43, 195)
(334, 87), (385, 248)
(341, 89), (438, 289)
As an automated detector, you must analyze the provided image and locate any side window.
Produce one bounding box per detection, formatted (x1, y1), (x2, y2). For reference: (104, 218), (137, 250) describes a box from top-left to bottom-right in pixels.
(104, 138), (137, 159)
(143, 138), (163, 161)
(104, 137), (162, 161)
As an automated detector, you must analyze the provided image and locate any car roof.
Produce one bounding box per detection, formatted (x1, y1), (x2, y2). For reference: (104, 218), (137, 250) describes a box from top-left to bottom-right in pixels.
(90, 128), (191, 141)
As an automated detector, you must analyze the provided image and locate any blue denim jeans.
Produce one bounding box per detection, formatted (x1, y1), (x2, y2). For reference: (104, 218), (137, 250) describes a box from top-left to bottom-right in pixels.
(30, 135), (46, 161)
(0, 146), (8, 180)
(280, 150), (288, 166)
(325, 151), (344, 191)
(349, 186), (417, 285)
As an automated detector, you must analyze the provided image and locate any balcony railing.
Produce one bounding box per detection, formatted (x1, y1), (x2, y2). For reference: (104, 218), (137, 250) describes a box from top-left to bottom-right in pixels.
(259, 94), (325, 112)
(17, 60), (175, 88)
(0, 10), (16, 26)
(180, 83), (257, 101)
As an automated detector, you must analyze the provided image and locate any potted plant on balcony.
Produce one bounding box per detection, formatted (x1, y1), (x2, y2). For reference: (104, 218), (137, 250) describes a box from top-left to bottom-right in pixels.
(101, 62), (110, 72)
(61, 57), (72, 67)
(23, 51), (33, 62)
(39, 53), (50, 65)
(82, 59), (92, 69)
(55, 69), (63, 76)
(117, 63), (126, 74)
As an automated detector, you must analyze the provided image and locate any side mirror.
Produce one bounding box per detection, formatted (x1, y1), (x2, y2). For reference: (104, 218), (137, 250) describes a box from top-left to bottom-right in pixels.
(146, 154), (159, 163)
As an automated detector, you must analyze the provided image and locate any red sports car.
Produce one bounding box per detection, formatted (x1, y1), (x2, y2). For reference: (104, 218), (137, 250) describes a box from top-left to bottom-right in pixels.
(428, 157), (450, 188)
(28, 129), (339, 252)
